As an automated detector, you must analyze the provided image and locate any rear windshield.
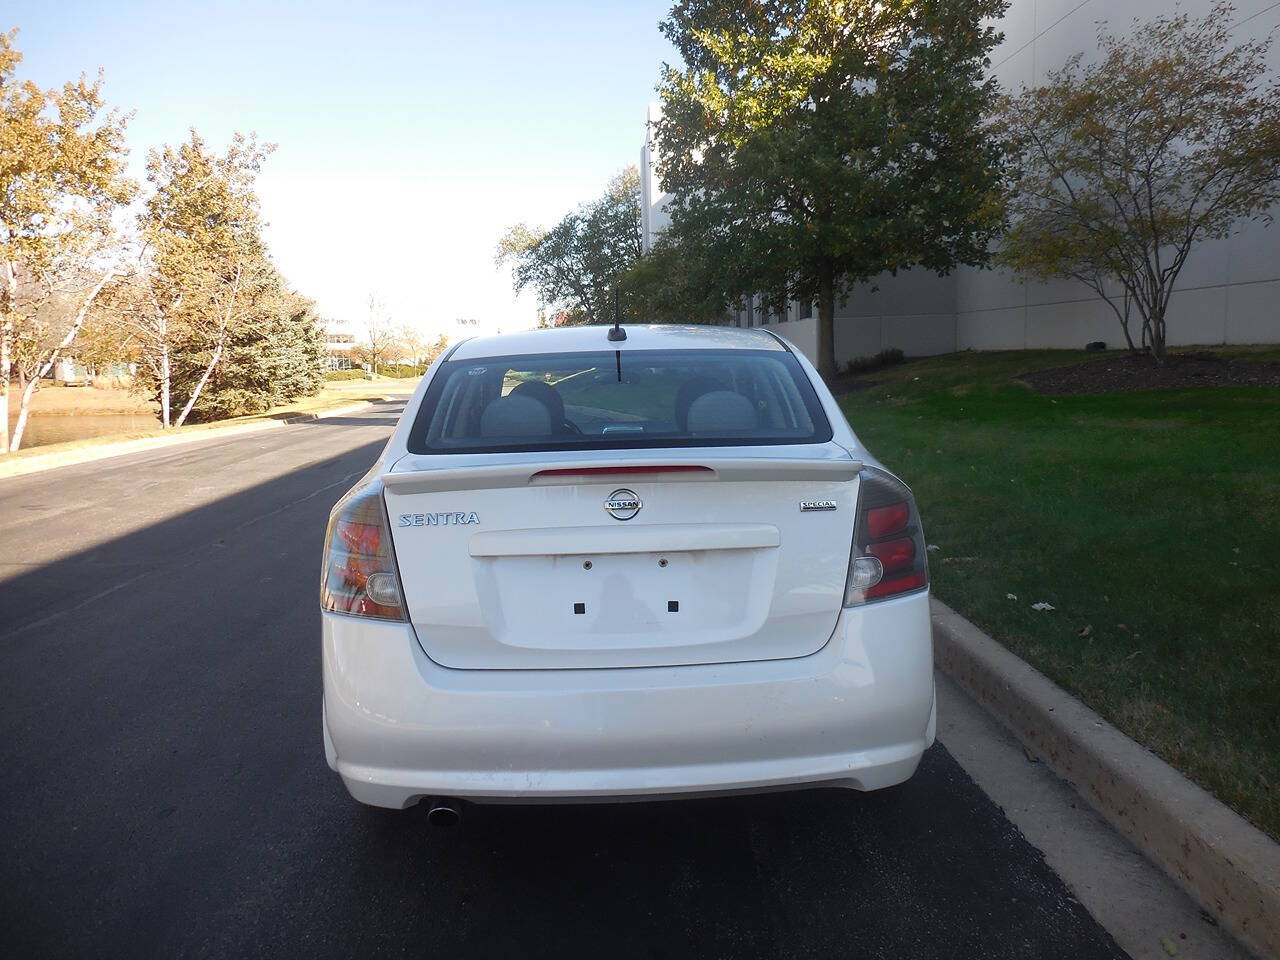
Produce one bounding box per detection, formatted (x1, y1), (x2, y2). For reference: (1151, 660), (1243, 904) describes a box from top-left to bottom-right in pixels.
(406, 347), (833, 454)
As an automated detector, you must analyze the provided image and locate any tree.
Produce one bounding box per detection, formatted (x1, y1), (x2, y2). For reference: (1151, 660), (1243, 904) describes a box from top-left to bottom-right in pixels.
(394, 326), (451, 370)
(496, 166), (643, 325)
(423, 333), (450, 365)
(995, 4), (1280, 361)
(7, 265), (119, 450)
(169, 282), (325, 420)
(396, 324), (431, 367)
(0, 28), (134, 452)
(134, 131), (275, 426)
(361, 295), (401, 373)
(656, 0), (1007, 377)
(620, 237), (730, 324)
(96, 265), (175, 424)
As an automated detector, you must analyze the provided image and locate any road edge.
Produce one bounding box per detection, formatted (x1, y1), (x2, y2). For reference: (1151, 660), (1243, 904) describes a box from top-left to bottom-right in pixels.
(0, 399), (390, 481)
(931, 597), (1280, 960)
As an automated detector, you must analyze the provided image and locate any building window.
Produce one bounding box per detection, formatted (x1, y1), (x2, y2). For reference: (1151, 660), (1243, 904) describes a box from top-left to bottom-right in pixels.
(799, 301), (813, 320)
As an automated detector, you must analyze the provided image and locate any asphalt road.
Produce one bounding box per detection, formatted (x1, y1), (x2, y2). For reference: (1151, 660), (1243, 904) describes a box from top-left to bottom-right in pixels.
(0, 404), (1127, 959)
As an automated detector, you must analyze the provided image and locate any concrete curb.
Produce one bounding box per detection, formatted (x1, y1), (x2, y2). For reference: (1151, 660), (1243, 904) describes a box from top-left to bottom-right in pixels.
(0, 399), (393, 481)
(931, 597), (1280, 960)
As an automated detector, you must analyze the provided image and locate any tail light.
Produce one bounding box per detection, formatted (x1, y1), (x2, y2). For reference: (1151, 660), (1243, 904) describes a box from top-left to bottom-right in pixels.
(321, 480), (406, 621)
(844, 467), (929, 606)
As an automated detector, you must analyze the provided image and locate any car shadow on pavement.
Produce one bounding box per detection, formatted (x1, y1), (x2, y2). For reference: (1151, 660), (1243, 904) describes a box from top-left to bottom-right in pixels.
(290, 414), (403, 428)
(322, 748), (1126, 960)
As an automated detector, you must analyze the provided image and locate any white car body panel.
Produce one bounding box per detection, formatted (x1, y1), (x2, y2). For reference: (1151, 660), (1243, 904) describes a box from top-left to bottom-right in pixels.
(323, 596), (934, 807)
(322, 325), (934, 808)
(385, 449), (859, 670)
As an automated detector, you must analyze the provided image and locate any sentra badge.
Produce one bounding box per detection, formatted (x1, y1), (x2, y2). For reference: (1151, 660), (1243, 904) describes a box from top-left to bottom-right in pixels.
(398, 512), (480, 527)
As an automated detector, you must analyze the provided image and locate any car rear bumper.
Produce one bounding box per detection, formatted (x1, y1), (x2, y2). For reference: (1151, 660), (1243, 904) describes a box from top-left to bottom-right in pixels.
(322, 592), (935, 808)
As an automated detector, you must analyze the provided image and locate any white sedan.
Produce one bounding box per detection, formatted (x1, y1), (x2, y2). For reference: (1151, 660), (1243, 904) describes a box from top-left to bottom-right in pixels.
(320, 324), (934, 822)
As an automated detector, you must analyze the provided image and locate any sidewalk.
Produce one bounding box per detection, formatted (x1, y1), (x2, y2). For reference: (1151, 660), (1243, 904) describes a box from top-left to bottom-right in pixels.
(932, 598), (1280, 959)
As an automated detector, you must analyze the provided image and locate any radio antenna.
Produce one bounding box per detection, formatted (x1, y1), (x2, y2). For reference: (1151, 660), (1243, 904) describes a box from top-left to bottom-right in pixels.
(607, 287), (626, 342)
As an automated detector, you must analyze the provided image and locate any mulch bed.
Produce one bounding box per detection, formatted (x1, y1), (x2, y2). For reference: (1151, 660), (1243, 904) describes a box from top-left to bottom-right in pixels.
(1019, 352), (1280, 395)
(825, 373), (877, 395)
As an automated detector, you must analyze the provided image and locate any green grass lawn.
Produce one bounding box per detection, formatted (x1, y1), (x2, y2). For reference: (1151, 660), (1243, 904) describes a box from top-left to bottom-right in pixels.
(837, 349), (1280, 839)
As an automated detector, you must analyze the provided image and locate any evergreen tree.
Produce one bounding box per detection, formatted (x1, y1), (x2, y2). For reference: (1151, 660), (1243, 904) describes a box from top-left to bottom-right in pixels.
(170, 285), (325, 421)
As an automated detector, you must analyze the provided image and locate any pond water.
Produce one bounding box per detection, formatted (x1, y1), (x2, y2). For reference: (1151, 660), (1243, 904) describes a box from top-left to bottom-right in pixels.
(7, 412), (158, 449)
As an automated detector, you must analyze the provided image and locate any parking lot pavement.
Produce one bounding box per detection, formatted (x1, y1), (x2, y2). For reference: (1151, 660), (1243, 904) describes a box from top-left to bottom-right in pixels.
(2, 406), (1128, 958)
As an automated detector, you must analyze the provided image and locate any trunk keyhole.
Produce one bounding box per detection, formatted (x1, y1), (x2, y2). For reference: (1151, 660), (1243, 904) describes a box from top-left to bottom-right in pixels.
(667, 601), (679, 613)
(573, 602), (586, 615)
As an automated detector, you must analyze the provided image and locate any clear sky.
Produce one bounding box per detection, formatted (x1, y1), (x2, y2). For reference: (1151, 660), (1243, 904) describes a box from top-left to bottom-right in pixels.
(7, 0), (678, 338)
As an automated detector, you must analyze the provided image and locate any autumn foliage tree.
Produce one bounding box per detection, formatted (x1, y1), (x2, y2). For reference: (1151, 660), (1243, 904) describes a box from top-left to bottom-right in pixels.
(0, 27), (134, 452)
(655, 0), (1008, 377)
(996, 4), (1280, 361)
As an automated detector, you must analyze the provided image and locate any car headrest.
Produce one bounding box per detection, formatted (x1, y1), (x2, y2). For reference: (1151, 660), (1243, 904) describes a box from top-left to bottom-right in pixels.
(509, 380), (566, 427)
(685, 390), (757, 433)
(674, 376), (721, 430)
(479, 394), (553, 438)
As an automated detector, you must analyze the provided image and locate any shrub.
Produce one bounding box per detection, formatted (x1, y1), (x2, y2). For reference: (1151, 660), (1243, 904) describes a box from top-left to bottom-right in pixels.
(325, 369), (367, 381)
(379, 363), (426, 379)
(846, 348), (906, 375)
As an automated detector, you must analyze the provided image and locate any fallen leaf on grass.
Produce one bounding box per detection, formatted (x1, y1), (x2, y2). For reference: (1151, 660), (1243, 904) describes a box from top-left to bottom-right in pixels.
(940, 556), (977, 564)
(1006, 593), (1017, 601)
(1126, 649), (1142, 662)
(1078, 624), (1093, 638)
(926, 544), (940, 552)
(1031, 602), (1055, 611)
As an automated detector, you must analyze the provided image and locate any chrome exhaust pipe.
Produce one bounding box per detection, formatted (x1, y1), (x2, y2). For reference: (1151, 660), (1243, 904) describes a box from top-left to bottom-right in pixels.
(426, 798), (462, 827)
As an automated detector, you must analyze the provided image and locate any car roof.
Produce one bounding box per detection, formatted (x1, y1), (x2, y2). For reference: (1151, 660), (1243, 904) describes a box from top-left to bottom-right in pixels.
(448, 324), (786, 360)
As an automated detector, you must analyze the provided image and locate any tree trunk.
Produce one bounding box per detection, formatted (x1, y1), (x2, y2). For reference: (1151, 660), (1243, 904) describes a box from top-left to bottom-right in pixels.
(1117, 288), (1137, 354)
(10, 374), (39, 453)
(1, 258), (16, 455)
(0, 326), (10, 457)
(159, 345), (171, 429)
(173, 336), (224, 428)
(816, 269), (837, 379)
(10, 268), (118, 452)
(1151, 308), (1167, 364)
(146, 289), (173, 429)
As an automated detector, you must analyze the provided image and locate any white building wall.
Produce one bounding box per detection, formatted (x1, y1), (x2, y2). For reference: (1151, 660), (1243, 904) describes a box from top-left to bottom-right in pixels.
(833, 271), (958, 360)
(770, 317), (819, 359)
(640, 103), (670, 254)
(640, 0), (1280, 366)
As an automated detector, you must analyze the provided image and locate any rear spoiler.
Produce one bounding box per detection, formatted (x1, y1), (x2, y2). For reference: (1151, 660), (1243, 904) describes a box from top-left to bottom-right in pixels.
(382, 457), (862, 494)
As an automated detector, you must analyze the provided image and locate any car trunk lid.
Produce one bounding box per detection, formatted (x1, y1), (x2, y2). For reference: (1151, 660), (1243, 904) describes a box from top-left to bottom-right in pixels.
(383, 445), (859, 670)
